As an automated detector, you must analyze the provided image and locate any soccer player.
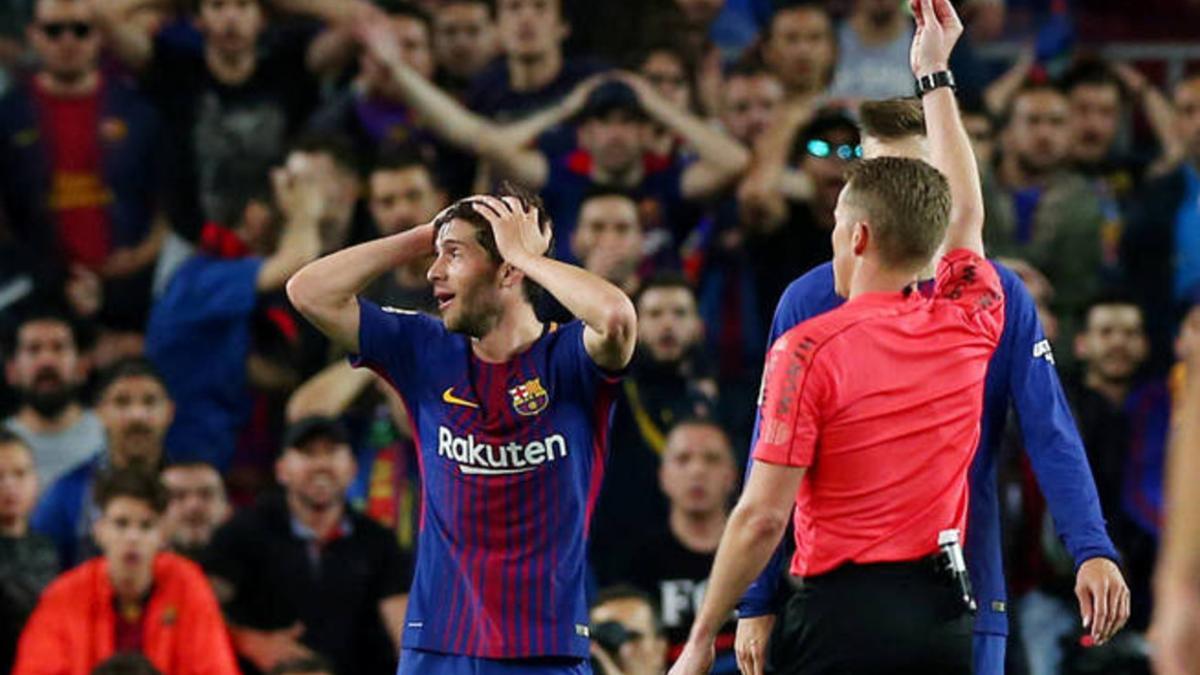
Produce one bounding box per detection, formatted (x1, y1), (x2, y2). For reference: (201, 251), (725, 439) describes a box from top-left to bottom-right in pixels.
(671, 1), (1005, 672)
(732, 105), (1130, 675)
(286, 186), (637, 674)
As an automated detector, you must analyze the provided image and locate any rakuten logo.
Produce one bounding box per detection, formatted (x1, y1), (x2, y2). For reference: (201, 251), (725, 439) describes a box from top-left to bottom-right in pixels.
(437, 426), (569, 475)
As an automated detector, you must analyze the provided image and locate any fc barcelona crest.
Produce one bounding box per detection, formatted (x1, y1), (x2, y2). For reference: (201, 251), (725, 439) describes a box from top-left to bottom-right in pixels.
(509, 378), (549, 416)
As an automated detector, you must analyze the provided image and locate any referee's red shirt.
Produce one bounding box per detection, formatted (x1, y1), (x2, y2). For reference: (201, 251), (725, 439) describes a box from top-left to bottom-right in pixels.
(754, 249), (1005, 578)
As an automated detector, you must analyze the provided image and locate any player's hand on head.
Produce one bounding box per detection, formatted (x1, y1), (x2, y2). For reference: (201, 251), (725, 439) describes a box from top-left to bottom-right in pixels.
(909, 0), (964, 77)
(471, 195), (551, 264)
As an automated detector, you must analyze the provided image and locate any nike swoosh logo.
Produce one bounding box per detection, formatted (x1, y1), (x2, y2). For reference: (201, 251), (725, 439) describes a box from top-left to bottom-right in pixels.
(442, 387), (479, 409)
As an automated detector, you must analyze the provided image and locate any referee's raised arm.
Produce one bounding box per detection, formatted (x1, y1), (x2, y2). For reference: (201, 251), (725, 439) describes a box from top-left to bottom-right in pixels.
(912, 0), (985, 257)
(286, 221), (438, 353)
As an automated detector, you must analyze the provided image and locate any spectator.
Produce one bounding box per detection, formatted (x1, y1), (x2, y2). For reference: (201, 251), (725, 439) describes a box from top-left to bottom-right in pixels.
(0, 430), (58, 674)
(718, 63), (784, 148)
(761, 2), (835, 103)
(4, 309), (104, 488)
(610, 419), (739, 674)
(985, 82), (1105, 351)
(1122, 72), (1200, 373)
(589, 585), (668, 675)
(32, 357), (173, 568)
(571, 189), (646, 296)
(465, 0), (604, 126)
(637, 44), (698, 158)
(431, 0), (498, 99)
(0, 0), (167, 330)
(358, 28), (751, 262)
(267, 655), (335, 675)
(362, 148), (444, 312)
(592, 275), (715, 578)
(961, 98), (997, 170)
(95, 0), (371, 238)
(144, 160), (323, 471)
(203, 416), (411, 675)
(829, 0), (914, 101)
(160, 461), (228, 561)
(14, 468), (238, 675)
(91, 654), (163, 675)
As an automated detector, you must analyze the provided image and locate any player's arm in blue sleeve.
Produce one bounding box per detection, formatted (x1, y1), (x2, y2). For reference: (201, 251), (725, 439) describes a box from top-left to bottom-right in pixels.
(350, 300), (445, 401)
(737, 271), (836, 617)
(1006, 271), (1120, 568)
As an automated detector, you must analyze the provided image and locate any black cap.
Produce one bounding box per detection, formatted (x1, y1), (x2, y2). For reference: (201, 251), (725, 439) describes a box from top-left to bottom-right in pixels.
(282, 416), (350, 452)
(578, 80), (645, 122)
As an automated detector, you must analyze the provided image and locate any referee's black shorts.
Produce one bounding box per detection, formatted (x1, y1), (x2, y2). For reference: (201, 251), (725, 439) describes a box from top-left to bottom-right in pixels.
(769, 558), (975, 675)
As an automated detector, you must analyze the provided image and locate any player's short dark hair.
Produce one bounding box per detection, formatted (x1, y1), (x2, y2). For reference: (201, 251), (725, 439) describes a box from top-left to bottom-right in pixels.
(0, 428), (33, 460)
(95, 467), (170, 515)
(434, 182), (553, 305)
(1080, 289), (1145, 326)
(268, 655), (337, 675)
(95, 357), (168, 402)
(3, 306), (83, 359)
(92, 653), (164, 675)
(1059, 57), (1126, 99)
(290, 132), (362, 178)
(843, 157), (951, 272)
(592, 584), (664, 634)
(634, 272), (696, 309)
(858, 98), (926, 140)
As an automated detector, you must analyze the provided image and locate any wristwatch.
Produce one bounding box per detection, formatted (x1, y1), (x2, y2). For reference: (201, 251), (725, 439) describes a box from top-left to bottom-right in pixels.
(915, 70), (957, 97)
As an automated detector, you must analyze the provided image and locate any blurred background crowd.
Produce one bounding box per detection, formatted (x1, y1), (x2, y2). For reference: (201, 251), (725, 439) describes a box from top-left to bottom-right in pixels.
(0, 0), (1199, 673)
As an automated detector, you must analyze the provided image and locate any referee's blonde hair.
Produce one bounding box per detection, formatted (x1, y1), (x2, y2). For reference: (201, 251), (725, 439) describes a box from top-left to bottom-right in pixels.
(842, 157), (951, 271)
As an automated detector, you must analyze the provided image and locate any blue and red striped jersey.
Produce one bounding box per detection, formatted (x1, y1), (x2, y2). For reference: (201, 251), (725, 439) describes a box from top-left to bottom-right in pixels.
(351, 300), (621, 659)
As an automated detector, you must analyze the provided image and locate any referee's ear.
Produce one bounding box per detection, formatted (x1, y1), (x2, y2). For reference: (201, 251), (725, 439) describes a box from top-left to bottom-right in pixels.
(852, 221), (871, 256)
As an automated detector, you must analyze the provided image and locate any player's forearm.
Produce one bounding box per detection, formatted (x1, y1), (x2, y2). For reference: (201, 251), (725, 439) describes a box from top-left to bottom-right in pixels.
(512, 254), (636, 348)
(689, 501), (790, 641)
(923, 86), (985, 255)
(643, 94), (750, 177)
(287, 225), (434, 322)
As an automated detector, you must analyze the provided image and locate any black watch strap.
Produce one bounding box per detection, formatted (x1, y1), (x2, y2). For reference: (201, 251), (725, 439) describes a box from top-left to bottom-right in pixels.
(915, 70), (957, 97)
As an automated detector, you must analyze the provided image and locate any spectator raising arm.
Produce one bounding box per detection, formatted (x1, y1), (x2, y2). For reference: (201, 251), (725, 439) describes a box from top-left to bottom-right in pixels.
(912, 0), (985, 256)
(1111, 62), (1187, 176)
(256, 167), (325, 293)
(611, 72), (752, 199)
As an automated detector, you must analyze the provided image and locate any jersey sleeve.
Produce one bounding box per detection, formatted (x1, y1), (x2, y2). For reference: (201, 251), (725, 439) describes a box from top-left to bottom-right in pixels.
(1000, 267), (1120, 568)
(350, 299), (447, 402)
(752, 330), (829, 468)
(554, 320), (624, 395)
(935, 248), (1005, 346)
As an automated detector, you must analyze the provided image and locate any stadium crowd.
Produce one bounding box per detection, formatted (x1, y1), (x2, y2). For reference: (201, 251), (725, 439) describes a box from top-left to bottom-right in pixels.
(0, 0), (1198, 673)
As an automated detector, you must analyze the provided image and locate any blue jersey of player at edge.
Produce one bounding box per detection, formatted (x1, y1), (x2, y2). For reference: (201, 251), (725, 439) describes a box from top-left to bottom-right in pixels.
(352, 300), (621, 660)
(738, 261), (1120, 672)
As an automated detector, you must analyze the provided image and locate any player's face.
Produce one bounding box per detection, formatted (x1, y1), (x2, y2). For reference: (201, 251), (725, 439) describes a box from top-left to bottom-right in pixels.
(660, 424), (736, 516)
(277, 437), (356, 510)
(1077, 304), (1148, 383)
(1004, 91), (1071, 174)
(7, 320), (82, 418)
(764, 8), (834, 93)
(580, 111), (645, 176)
(29, 0), (100, 83)
(369, 167), (442, 236)
(1069, 84), (1122, 165)
(640, 51), (691, 111)
(428, 219), (505, 337)
(1175, 78), (1200, 162)
(162, 465), (229, 552)
(98, 377), (174, 471)
(636, 287), (701, 364)
(198, 0), (264, 55)
(573, 196), (643, 286)
(589, 599), (667, 675)
(96, 497), (163, 581)
(496, 0), (565, 60)
(0, 445), (38, 525)
(721, 74), (784, 146)
(434, 2), (497, 81)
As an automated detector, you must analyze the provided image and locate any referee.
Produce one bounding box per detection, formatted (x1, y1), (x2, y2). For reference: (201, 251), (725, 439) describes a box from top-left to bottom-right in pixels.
(671, 1), (999, 673)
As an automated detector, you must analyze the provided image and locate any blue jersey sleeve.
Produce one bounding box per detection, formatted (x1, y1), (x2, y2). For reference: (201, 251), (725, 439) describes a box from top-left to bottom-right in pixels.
(1005, 272), (1120, 568)
(738, 264), (841, 617)
(553, 320), (624, 396)
(350, 299), (448, 403)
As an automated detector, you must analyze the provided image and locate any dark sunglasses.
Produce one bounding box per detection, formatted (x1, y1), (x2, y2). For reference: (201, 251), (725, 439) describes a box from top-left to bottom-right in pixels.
(40, 22), (92, 39)
(806, 138), (863, 161)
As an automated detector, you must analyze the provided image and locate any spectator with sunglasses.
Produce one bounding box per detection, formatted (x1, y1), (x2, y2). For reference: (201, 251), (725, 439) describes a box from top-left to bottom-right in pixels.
(0, 0), (168, 333)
